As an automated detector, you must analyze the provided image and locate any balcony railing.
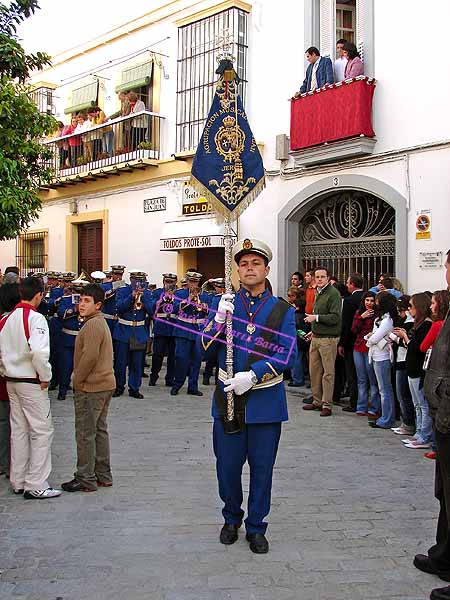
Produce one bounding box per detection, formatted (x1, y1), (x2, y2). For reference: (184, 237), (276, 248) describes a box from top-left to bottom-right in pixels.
(290, 76), (376, 164)
(43, 111), (164, 180)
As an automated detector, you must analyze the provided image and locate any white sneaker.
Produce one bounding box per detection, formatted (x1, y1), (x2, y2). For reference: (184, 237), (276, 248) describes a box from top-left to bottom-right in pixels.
(23, 488), (62, 499)
(402, 438), (417, 444)
(393, 428), (414, 435)
(404, 442), (431, 449)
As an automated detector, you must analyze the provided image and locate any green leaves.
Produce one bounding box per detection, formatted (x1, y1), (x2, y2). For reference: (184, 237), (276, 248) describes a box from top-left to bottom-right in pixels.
(0, 1), (56, 240)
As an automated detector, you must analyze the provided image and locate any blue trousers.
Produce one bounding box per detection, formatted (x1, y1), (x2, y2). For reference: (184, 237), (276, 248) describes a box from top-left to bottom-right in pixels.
(114, 340), (144, 393)
(59, 346), (74, 395)
(150, 335), (175, 385)
(213, 419), (282, 535)
(173, 337), (201, 392)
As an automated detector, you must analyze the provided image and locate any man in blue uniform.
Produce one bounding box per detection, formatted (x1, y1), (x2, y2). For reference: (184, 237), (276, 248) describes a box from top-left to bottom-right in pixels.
(171, 272), (209, 396)
(57, 274), (87, 401)
(201, 239), (296, 554)
(203, 278), (225, 386)
(47, 271), (64, 391)
(101, 265), (126, 337)
(112, 270), (153, 399)
(149, 273), (177, 387)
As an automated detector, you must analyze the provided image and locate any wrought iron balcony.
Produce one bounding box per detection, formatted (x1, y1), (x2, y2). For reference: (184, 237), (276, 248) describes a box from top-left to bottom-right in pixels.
(41, 110), (164, 185)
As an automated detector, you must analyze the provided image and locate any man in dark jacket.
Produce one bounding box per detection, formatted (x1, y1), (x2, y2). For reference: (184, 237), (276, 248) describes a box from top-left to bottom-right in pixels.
(339, 274), (365, 413)
(413, 249), (450, 600)
(297, 47), (334, 95)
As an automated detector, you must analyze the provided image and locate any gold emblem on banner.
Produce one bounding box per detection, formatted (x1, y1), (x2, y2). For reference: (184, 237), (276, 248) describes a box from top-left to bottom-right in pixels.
(214, 116), (245, 163)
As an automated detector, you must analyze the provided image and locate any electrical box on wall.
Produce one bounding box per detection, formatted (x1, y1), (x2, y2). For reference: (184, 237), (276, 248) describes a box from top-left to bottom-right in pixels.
(275, 134), (289, 161)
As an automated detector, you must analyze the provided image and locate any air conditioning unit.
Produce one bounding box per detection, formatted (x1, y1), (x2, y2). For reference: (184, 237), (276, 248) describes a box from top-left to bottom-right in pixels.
(275, 134), (289, 161)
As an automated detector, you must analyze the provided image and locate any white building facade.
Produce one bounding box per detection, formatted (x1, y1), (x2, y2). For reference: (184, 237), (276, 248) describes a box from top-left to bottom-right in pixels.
(1, 0), (449, 294)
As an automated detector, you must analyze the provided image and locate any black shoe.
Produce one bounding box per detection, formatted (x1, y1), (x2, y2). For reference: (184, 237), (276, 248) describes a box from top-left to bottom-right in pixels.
(342, 406), (357, 413)
(141, 373), (149, 378)
(12, 488), (24, 495)
(57, 392), (66, 401)
(219, 523), (240, 545)
(112, 387), (124, 398)
(165, 381), (173, 387)
(49, 381), (58, 391)
(302, 396), (313, 404)
(61, 479), (95, 493)
(129, 390), (144, 399)
(288, 382), (303, 387)
(246, 532), (269, 554)
(414, 554), (450, 582)
(431, 585), (450, 599)
(170, 387), (179, 396)
(148, 380), (156, 386)
(187, 390), (203, 396)
(368, 422), (388, 429)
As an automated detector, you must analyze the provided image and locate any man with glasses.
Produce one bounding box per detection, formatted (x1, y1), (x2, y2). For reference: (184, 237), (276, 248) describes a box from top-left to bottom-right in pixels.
(414, 249), (450, 599)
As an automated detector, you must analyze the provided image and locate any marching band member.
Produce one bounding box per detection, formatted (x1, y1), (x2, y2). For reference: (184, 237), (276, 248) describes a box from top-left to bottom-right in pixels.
(149, 273), (177, 387)
(203, 277), (226, 386)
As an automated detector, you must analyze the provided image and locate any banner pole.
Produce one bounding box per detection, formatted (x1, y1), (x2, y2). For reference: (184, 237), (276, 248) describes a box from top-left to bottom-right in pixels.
(223, 215), (235, 424)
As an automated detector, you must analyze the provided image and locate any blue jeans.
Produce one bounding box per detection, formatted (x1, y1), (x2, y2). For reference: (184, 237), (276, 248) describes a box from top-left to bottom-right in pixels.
(395, 369), (415, 430)
(353, 351), (380, 414)
(372, 360), (395, 428)
(408, 376), (433, 444)
(292, 349), (305, 385)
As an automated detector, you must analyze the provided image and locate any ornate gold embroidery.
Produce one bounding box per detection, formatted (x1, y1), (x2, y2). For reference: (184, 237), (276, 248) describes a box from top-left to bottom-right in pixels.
(242, 239), (253, 250)
(261, 373), (274, 383)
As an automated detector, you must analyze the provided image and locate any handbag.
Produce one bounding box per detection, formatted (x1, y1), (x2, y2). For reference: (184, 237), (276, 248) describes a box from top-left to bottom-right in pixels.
(129, 335), (146, 352)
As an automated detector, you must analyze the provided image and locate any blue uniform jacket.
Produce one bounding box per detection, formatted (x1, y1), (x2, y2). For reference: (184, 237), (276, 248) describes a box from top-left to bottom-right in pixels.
(152, 288), (177, 337)
(48, 288), (64, 336)
(300, 56), (334, 93)
(173, 288), (210, 342)
(48, 287), (64, 314)
(101, 282), (117, 317)
(57, 295), (84, 348)
(112, 285), (154, 344)
(201, 289), (297, 424)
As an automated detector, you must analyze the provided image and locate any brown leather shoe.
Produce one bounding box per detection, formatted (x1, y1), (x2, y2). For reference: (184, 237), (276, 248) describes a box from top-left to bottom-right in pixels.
(303, 403), (320, 411)
(320, 408), (332, 417)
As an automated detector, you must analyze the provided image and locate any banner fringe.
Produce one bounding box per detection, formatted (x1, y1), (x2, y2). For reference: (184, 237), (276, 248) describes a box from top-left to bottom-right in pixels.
(189, 175), (266, 224)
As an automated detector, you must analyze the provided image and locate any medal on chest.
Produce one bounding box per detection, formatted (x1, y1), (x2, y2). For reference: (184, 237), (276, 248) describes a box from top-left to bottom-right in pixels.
(239, 290), (271, 336)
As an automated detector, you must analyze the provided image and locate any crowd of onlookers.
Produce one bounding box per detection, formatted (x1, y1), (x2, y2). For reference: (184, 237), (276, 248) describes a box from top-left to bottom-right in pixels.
(48, 90), (149, 168)
(286, 268), (450, 460)
(294, 38), (365, 97)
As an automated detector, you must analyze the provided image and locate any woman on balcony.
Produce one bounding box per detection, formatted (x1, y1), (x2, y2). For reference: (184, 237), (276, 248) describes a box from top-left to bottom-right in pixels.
(343, 42), (364, 79)
(128, 91), (147, 151)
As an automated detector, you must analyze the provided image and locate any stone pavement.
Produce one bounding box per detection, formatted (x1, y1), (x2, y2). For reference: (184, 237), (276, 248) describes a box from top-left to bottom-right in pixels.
(0, 376), (441, 600)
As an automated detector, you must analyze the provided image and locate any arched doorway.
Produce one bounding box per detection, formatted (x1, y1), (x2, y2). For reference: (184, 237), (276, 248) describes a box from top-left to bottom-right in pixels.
(277, 175), (408, 296)
(299, 190), (395, 288)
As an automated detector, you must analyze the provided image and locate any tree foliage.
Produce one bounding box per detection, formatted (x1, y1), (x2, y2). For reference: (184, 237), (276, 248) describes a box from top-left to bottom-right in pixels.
(0, 0), (57, 240)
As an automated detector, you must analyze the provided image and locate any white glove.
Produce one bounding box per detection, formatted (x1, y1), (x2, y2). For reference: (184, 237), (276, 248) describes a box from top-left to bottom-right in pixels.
(223, 370), (256, 395)
(214, 293), (235, 323)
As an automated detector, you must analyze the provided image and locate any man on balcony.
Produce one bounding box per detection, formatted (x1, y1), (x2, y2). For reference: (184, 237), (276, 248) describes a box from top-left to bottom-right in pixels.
(297, 47), (334, 95)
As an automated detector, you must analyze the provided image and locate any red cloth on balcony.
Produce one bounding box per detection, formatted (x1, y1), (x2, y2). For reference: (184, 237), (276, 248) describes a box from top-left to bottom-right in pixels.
(290, 78), (376, 151)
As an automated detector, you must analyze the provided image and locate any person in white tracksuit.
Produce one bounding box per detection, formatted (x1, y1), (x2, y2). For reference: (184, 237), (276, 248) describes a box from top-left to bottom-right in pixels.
(0, 277), (61, 499)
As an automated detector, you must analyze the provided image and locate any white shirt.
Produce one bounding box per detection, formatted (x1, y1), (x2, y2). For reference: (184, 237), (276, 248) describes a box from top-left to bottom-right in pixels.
(0, 306), (52, 382)
(366, 313), (394, 362)
(311, 57), (321, 91)
(334, 57), (348, 82)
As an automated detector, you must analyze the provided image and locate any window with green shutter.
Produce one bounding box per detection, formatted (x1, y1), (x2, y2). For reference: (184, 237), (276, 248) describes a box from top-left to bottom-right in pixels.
(115, 61), (153, 93)
(64, 80), (99, 114)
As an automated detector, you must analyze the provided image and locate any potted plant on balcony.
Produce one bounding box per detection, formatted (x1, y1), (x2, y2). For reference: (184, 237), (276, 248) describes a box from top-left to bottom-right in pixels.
(76, 155), (89, 169)
(137, 141), (154, 159)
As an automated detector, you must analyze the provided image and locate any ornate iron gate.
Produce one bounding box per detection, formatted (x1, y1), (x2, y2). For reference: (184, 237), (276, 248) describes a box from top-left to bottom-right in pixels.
(299, 191), (395, 288)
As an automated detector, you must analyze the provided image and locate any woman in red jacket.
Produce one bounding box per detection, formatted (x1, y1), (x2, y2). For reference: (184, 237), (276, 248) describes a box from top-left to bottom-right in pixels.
(351, 291), (380, 416)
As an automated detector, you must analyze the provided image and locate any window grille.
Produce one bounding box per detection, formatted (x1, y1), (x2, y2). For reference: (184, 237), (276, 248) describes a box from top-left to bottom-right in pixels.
(29, 87), (54, 115)
(176, 6), (249, 153)
(16, 231), (48, 277)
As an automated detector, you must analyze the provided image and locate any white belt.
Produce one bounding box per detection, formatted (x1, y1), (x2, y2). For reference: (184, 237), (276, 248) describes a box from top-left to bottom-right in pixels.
(177, 315), (207, 325)
(102, 313), (116, 320)
(62, 328), (79, 336)
(118, 318), (145, 326)
(218, 368), (283, 390)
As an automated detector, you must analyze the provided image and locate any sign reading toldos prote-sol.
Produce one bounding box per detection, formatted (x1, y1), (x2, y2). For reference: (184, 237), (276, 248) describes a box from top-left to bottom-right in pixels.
(182, 183), (211, 216)
(160, 235), (232, 251)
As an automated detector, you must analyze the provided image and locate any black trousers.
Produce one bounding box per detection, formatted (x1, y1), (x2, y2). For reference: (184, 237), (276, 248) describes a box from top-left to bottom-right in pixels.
(344, 349), (358, 410)
(428, 429), (450, 570)
(150, 336), (175, 385)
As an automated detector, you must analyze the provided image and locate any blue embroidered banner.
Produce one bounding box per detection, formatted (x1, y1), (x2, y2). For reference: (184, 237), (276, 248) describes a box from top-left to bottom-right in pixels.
(190, 74), (265, 218)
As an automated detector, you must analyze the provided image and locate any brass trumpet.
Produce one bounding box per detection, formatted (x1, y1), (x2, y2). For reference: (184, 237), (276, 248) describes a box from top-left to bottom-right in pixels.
(134, 291), (143, 310)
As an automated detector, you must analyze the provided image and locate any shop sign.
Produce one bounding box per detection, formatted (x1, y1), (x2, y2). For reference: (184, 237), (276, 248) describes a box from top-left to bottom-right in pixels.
(415, 209), (431, 240)
(144, 197), (166, 212)
(418, 251), (443, 270)
(160, 234), (234, 251)
(182, 183), (211, 215)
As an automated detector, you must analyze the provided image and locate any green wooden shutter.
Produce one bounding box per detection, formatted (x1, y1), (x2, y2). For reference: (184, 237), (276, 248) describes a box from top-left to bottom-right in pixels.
(115, 61), (153, 93)
(64, 80), (99, 114)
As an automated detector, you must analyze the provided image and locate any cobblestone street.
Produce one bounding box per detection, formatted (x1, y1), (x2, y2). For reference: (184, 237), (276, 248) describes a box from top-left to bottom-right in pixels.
(0, 378), (440, 600)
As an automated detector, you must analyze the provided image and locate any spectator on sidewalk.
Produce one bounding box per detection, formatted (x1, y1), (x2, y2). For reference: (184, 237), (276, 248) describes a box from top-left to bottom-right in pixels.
(0, 277), (61, 499)
(297, 47), (334, 95)
(303, 267), (342, 417)
(339, 273), (365, 413)
(289, 289), (310, 388)
(290, 271), (304, 289)
(414, 248), (450, 600)
(370, 274), (402, 299)
(351, 291), (380, 417)
(0, 283), (21, 479)
(304, 269), (316, 314)
(62, 284), (116, 493)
